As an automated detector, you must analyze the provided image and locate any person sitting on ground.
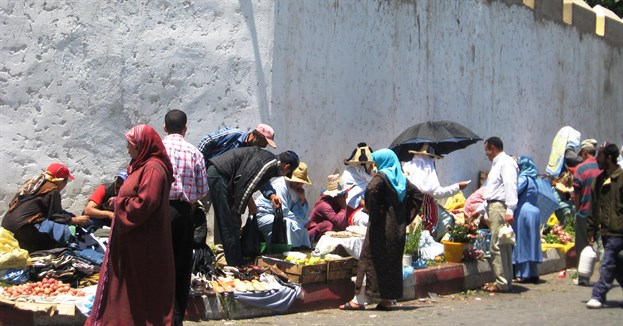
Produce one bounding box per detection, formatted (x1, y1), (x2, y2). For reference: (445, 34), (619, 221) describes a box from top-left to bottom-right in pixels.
(255, 162), (313, 248)
(83, 170), (128, 231)
(307, 174), (349, 243)
(1, 163), (90, 252)
(341, 143), (375, 227)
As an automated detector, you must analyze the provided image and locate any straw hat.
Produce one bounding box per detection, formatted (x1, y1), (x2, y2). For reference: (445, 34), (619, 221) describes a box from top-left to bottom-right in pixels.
(408, 143), (443, 159)
(344, 143), (374, 165)
(322, 174), (347, 197)
(285, 162), (312, 185)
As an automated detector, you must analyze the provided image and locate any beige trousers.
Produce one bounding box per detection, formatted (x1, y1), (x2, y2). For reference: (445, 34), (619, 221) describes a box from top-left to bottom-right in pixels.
(487, 201), (513, 291)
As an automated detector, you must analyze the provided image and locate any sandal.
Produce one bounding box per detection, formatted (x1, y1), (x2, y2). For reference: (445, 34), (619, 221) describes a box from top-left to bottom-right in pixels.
(375, 303), (393, 311)
(482, 283), (508, 293)
(339, 301), (365, 310)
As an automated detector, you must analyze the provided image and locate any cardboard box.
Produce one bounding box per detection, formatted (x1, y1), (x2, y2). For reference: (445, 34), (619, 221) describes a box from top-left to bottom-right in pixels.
(257, 255), (327, 284)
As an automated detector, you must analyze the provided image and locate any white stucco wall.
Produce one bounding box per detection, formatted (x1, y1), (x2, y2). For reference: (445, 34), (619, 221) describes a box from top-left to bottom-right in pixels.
(1, 0), (622, 218)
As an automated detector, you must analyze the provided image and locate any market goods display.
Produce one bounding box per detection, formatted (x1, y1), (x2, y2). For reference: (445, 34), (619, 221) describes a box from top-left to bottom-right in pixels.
(544, 223), (574, 244)
(1, 278), (86, 299)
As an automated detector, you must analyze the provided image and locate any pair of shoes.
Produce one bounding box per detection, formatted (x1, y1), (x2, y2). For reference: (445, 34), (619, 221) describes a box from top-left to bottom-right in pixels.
(375, 303), (392, 311)
(482, 282), (508, 293)
(339, 301), (365, 310)
(528, 277), (540, 284)
(586, 298), (603, 309)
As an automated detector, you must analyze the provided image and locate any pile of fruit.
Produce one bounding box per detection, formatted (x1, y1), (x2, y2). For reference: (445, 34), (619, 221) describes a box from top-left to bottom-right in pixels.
(209, 276), (272, 293)
(284, 255), (325, 265)
(1, 278), (86, 298)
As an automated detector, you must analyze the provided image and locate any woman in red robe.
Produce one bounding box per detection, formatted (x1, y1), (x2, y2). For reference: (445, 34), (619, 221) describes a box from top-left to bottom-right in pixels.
(86, 124), (175, 326)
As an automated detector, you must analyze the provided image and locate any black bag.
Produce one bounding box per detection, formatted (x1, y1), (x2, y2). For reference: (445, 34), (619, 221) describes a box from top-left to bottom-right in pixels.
(241, 214), (263, 258)
(270, 206), (287, 245)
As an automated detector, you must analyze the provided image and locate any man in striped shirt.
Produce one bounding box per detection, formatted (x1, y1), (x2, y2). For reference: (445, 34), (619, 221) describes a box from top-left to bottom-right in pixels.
(197, 123), (277, 245)
(197, 123), (277, 166)
(573, 139), (601, 286)
(163, 110), (209, 326)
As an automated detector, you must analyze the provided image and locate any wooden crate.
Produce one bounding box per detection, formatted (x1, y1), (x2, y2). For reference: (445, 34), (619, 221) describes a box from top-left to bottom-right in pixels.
(326, 257), (358, 281)
(257, 255), (327, 284)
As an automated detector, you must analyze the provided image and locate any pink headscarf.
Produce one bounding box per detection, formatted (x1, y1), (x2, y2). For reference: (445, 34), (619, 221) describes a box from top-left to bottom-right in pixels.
(125, 124), (173, 182)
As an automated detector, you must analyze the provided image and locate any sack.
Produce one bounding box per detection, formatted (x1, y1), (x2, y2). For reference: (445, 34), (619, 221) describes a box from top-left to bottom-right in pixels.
(240, 214), (263, 258)
(0, 228), (31, 269)
(271, 207), (287, 245)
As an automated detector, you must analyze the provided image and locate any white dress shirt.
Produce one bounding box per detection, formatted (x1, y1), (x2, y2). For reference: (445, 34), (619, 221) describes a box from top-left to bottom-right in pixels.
(480, 151), (518, 216)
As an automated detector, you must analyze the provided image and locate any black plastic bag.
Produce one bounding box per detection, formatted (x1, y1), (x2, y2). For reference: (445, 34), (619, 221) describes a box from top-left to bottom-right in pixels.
(271, 206), (287, 245)
(240, 214), (263, 258)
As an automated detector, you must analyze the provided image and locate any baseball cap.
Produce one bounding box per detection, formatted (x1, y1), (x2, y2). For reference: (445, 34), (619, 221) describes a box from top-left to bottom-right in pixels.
(255, 123), (277, 148)
(278, 150), (300, 178)
(116, 170), (128, 181)
(46, 163), (75, 180)
(580, 139), (598, 151)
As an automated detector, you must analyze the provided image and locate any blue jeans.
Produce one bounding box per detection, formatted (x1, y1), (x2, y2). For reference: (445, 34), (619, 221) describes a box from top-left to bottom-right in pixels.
(591, 236), (623, 303)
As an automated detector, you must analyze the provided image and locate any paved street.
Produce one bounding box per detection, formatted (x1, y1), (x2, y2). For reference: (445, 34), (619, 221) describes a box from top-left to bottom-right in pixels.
(189, 271), (622, 325)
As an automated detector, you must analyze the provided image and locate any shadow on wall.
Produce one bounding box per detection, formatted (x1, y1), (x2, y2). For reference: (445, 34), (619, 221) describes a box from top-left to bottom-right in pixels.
(240, 0), (271, 122)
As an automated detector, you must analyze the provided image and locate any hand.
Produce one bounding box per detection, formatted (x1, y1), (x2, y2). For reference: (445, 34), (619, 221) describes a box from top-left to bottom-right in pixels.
(336, 194), (347, 209)
(270, 195), (282, 209)
(72, 215), (91, 227)
(247, 199), (258, 215)
(458, 181), (471, 190)
(504, 214), (514, 225)
(296, 187), (306, 203)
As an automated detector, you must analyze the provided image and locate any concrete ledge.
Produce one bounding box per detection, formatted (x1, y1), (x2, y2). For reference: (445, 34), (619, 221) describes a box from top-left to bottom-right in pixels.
(604, 13), (623, 46)
(572, 1), (598, 35)
(538, 248), (567, 275)
(463, 259), (495, 290)
(534, 0), (565, 24)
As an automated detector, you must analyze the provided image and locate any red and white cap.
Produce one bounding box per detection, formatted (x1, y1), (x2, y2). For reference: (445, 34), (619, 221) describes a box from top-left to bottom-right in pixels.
(46, 163), (75, 180)
(255, 123), (277, 148)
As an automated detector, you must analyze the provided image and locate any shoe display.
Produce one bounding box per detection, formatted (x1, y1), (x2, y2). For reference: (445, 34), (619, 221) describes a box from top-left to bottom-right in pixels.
(586, 298), (603, 309)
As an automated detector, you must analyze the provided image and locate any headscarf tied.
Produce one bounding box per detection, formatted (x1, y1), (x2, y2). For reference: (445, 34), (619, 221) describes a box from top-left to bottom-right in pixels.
(371, 149), (407, 202)
(124, 124), (174, 182)
(518, 155), (538, 179)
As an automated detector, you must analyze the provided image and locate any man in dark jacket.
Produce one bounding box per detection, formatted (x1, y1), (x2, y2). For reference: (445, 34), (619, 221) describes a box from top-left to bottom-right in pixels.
(586, 142), (623, 309)
(207, 147), (299, 266)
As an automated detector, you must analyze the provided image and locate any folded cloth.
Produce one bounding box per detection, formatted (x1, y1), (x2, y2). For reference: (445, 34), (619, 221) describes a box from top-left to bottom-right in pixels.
(232, 279), (301, 312)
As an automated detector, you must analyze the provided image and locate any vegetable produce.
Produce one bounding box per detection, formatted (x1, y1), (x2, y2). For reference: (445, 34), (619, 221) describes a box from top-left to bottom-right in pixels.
(1, 278), (85, 298)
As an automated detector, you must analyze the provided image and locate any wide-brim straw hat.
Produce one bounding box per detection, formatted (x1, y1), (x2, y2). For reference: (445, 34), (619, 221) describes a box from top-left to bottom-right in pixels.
(285, 162), (312, 185)
(344, 143), (374, 165)
(408, 143), (443, 159)
(322, 174), (347, 197)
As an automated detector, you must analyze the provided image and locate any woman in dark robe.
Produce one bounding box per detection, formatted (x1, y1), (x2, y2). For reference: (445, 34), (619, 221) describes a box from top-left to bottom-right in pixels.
(86, 124), (175, 326)
(340, 149), (423, 311)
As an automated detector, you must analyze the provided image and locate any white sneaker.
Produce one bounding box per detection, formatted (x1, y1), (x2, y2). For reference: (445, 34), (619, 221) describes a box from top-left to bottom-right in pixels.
(586, 298), (602, 309)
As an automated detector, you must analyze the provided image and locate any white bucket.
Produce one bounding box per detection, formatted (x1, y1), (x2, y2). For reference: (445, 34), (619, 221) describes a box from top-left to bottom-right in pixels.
(578, 246), (597, 278)
(402, 254), (413, 267)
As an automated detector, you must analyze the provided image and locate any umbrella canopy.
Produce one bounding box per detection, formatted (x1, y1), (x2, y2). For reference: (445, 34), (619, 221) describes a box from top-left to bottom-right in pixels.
(389, 120), (482, 161)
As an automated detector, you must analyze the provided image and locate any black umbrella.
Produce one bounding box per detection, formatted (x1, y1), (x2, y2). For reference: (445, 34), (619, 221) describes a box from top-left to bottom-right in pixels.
(389, 120), (482, 161)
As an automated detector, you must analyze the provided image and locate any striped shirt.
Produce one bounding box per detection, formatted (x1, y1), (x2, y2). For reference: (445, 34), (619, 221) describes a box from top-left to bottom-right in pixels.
(196, 128), (251, 165)
(163, 134), (209, 202)
(573, 157), (601, 218)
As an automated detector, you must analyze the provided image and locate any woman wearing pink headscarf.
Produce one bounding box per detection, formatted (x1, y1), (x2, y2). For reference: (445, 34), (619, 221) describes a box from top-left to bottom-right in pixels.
(87, 124), (175, 326)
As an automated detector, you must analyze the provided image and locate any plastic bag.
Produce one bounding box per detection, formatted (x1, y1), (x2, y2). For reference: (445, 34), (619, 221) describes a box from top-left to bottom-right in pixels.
(444, 191), (466, 211)
(498, 224), (516, 245)
(0, 228), (31, 269)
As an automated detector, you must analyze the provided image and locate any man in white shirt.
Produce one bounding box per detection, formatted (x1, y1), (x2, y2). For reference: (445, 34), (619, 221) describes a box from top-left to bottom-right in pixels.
(477, 137), (518, 292)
